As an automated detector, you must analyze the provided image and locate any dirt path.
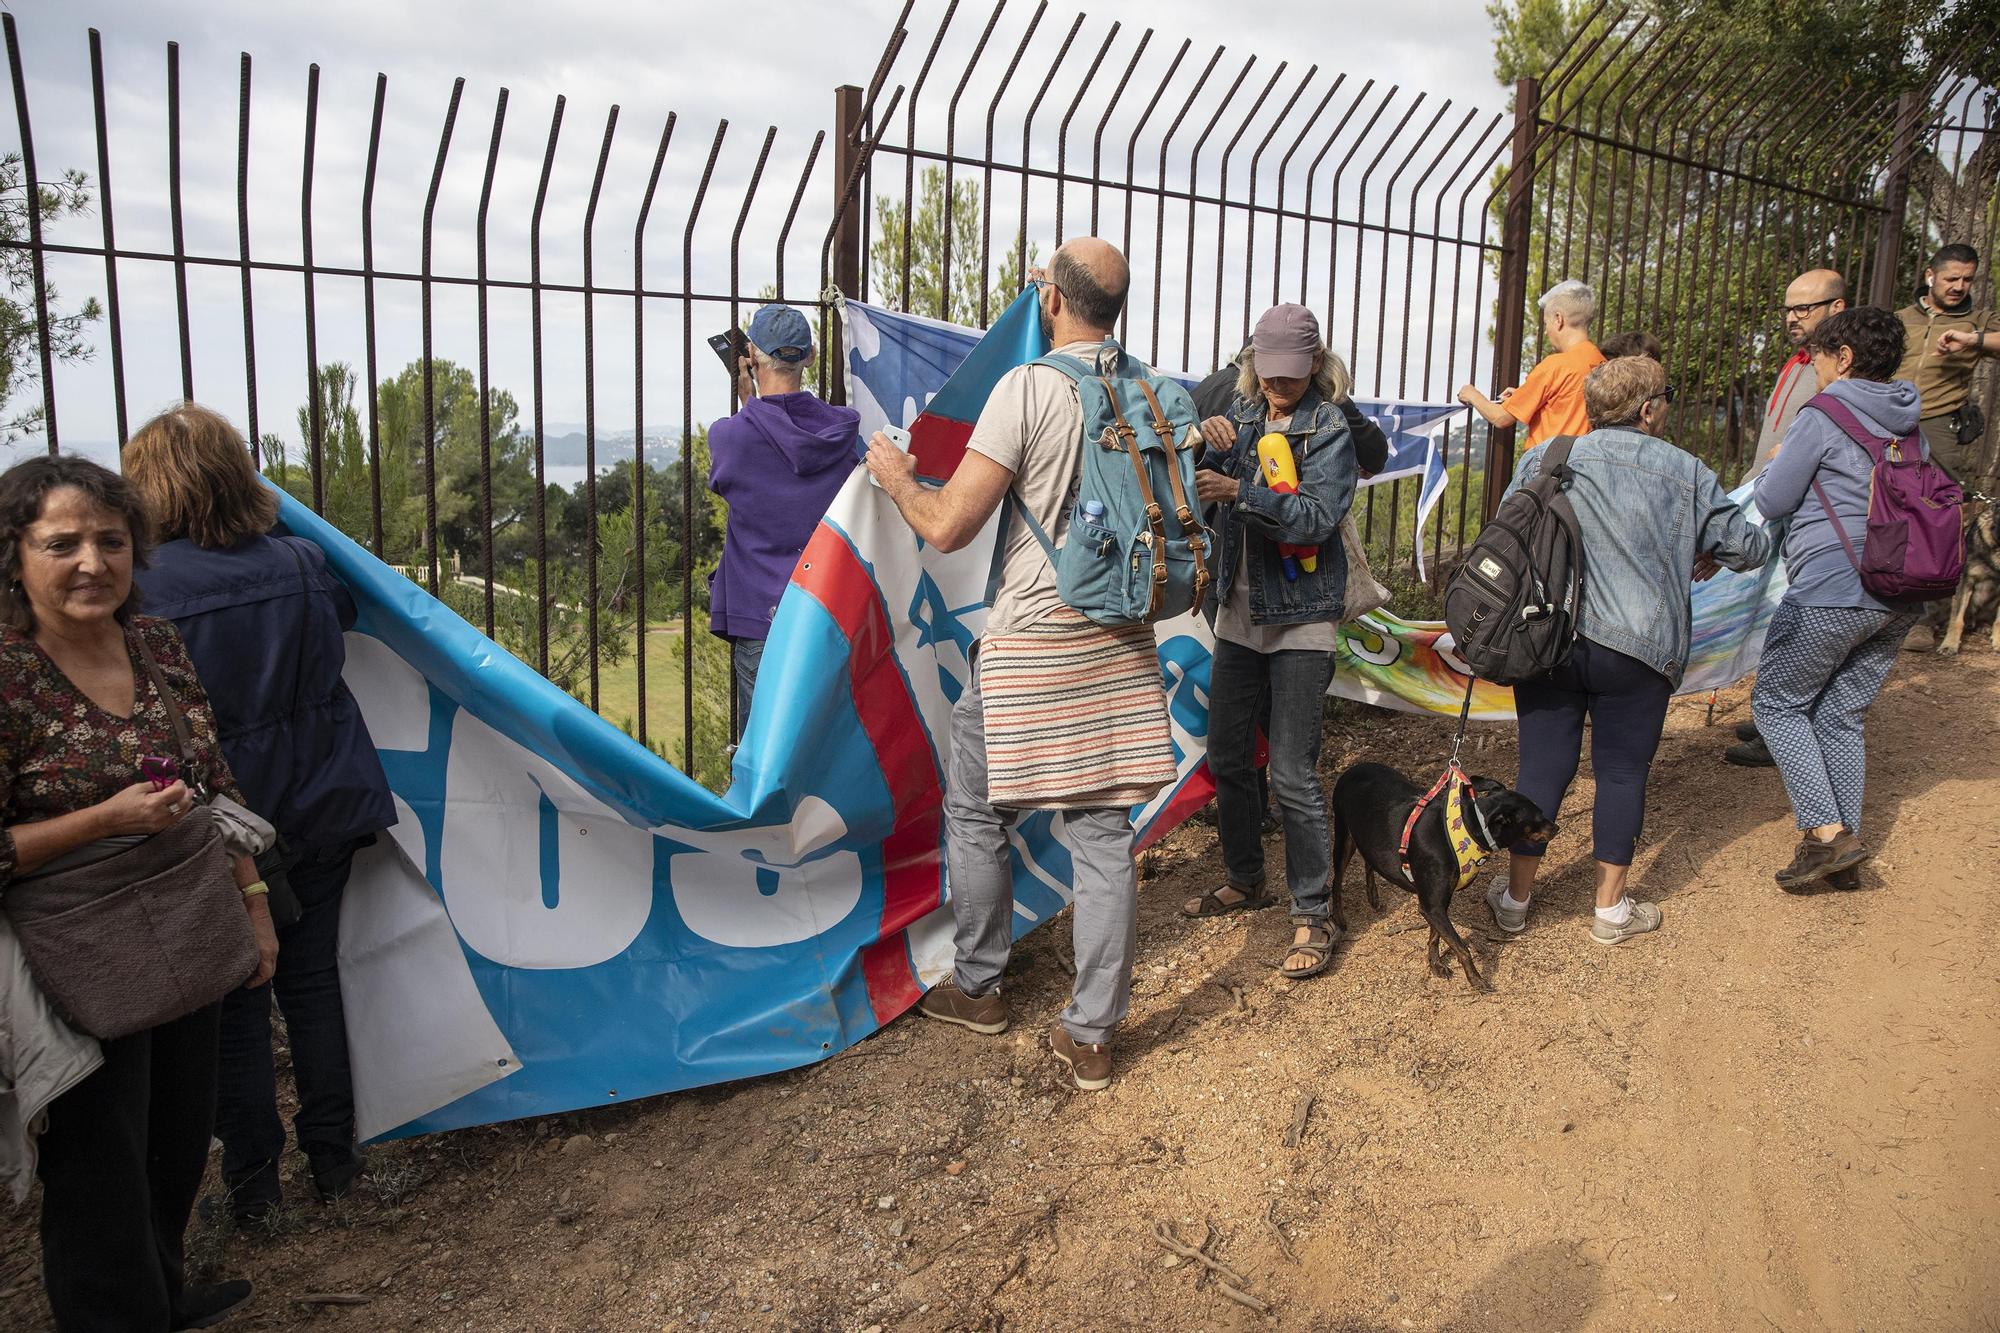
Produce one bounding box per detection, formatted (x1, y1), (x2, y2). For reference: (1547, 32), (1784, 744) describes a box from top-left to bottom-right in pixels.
(4, 650), (1996, 1332)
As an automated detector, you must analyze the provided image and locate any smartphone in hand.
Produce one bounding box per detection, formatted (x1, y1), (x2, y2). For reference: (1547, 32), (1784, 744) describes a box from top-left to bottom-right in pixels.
(868, 425), (912, 489)
(708, 328), (749, 375)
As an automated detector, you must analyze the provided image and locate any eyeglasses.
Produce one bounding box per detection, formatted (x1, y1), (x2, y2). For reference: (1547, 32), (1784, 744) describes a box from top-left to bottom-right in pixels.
(1779, 298), (1837, 319)
(1646, 384), (1677, 407)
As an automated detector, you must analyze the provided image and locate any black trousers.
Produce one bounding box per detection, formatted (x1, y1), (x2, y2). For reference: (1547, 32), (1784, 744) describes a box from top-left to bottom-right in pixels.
(215, 838), (365, 1207)
(35, 1001), (222, 1332)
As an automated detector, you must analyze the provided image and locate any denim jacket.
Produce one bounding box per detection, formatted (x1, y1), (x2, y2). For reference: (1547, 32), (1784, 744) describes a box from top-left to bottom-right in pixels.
(1503, 426), (1772, 685)
(1201, 386), (1359, 626)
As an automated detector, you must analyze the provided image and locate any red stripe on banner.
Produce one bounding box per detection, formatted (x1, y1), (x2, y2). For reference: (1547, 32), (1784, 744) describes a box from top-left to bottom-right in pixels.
(1138, 764), (1214, 852)
(909, 414), (973, 480)
(790, 522), (942, 1023)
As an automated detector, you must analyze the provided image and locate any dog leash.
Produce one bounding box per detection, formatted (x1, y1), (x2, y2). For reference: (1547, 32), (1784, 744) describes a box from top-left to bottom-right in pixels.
(1397, 676), (1493, 891)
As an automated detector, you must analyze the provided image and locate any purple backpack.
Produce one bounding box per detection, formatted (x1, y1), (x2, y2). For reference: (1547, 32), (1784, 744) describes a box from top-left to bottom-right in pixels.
(1805, 393), (1964, 605)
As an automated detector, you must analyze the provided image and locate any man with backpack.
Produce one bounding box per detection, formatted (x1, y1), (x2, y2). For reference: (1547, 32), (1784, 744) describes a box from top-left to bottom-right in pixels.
(1891, 244), (1999, 652)
(864, 238), (1182, 1091)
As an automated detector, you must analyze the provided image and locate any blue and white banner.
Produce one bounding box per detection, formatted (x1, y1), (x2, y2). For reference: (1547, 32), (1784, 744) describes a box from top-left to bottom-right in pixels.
(311, 292), (1780, 1141)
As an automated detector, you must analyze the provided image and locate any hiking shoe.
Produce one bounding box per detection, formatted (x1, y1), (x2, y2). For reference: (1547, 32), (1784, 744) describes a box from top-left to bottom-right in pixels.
(311, 1150), (365, 1204)
(1724, 737), (1775, 767)
(1589, 901), (1662, 945)
(1774, 831), (1869, 890)
(1733, 720), (1761, 742)
(170, 1281), (252, 1331)
(1484, 877), (1528, 935)
(1902, 625), (1937, 653)
(1048, 1021), (1112, 1091)
(917, 979), (1009, 1034)
(1825, 866), (1861, 891)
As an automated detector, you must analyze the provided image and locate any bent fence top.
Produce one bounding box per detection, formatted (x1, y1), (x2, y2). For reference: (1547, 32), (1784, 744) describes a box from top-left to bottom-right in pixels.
(1, 2), (1994, 781)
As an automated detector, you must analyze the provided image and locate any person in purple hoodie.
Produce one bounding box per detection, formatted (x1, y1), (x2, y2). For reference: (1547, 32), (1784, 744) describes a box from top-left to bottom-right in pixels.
(708, 304), (862, 736)
(1751, 307), (1925, 892)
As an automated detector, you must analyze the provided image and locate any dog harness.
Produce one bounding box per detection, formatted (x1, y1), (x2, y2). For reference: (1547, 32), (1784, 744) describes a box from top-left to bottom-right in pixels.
(1397, 763), (1499, 892)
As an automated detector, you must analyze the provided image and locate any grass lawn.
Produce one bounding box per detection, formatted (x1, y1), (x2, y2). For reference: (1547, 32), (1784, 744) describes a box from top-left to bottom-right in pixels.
(579, 623), (734, 790)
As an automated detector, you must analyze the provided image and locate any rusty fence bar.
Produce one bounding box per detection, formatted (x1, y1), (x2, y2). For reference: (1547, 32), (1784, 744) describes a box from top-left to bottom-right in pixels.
(0, 6), (1993, 791)
(0, 13), (838, 788)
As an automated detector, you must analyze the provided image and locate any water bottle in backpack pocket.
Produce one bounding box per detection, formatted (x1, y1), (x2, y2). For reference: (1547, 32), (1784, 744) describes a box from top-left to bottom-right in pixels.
(1010, 342), (1213, 627)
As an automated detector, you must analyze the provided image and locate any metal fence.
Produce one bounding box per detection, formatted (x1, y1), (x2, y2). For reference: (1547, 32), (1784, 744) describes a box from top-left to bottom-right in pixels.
(2, 3), (1995, 787)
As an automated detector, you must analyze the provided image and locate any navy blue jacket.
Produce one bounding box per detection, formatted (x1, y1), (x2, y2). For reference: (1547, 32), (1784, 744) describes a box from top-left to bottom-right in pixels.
(134, 535), (396, 849)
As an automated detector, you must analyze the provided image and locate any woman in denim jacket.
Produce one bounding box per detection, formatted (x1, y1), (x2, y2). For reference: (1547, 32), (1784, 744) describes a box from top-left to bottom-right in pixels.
(1180, 304), (1358, 980)
(1488, 356), (1771, 945)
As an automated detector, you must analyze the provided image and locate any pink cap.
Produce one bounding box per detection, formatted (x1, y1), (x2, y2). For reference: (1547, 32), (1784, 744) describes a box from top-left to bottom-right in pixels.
(1251, 304), (1321, 379)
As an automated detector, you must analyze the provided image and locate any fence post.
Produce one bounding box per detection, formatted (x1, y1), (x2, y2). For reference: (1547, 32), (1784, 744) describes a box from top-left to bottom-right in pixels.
(1868, 90), (1922, 307)
(826, 83), (865, 407)
(1483, 75), (1539, 522)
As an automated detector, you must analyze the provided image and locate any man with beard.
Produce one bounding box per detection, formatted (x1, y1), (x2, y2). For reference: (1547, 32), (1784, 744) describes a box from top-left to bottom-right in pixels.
(1725, 270), (1848, 766)
(864, 238), (1178, 1091)
(1895, 244), (2000, 651)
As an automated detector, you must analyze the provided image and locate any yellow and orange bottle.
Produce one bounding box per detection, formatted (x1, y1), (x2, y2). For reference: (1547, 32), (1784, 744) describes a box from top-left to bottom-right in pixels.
(1255, 432), (1318, 581)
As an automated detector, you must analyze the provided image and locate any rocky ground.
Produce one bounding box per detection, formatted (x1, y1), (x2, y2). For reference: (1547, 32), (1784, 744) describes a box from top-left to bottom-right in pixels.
(3, 646), (1996, 1332)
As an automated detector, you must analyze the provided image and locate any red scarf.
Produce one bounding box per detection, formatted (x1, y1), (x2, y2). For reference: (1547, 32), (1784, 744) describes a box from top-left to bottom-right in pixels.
(1767, 349), (1811, 417)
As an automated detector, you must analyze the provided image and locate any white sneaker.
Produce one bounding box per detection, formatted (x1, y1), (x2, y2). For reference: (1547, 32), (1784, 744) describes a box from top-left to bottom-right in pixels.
(1589, 900), (1663, 945)
(1485, 877), (1527, 934)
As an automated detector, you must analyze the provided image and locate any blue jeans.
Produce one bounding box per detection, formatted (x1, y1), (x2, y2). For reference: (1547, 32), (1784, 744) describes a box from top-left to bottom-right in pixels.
(1512, 637), (1672, 865)
(731, 636), (765, 741)
(216, 838), (367, 1209)
(1207, 639), (1334, 919)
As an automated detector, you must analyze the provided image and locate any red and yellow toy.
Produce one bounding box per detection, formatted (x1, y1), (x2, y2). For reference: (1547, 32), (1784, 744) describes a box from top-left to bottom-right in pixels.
(1255, 431), (1318, 581)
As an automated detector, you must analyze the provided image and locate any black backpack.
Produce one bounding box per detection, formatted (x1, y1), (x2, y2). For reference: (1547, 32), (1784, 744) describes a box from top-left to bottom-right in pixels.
(1443, 436), (1585, 686)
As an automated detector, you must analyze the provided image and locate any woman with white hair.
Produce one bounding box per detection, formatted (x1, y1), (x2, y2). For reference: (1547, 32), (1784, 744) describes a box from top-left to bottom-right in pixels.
(1180, 304), (1358, 981)
(1457, 279), (1605, 448)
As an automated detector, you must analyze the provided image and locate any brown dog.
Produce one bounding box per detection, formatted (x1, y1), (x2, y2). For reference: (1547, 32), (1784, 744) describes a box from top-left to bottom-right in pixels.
(1941, 497), (1999, 656)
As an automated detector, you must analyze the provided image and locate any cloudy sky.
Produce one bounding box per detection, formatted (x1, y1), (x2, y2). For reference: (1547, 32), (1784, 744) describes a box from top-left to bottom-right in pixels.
(8, 0), (1509, 466)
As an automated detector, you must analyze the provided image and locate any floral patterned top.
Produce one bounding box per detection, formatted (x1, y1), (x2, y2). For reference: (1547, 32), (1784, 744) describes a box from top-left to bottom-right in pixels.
(0, 615), (243, 891)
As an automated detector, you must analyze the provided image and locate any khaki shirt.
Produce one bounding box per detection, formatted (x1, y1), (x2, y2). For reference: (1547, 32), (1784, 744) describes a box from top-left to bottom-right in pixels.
(1894, 301), (2000, 420)
(966, 343), (1097, 635)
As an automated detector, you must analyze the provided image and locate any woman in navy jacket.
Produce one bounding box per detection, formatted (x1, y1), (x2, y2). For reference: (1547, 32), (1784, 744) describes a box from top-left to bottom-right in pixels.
(126, 404), (396, 1226)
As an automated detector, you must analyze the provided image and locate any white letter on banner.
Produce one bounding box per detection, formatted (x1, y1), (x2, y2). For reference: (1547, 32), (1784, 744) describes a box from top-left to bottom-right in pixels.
(663, 795), (864, 949)
(440, 712), (654, 969)
(341, 632), (434, 751)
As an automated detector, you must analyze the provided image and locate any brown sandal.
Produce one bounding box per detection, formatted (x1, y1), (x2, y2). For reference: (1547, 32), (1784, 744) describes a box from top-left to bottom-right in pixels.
(1279, 923), (1339, 979)
(1181, 884), (1273, 918)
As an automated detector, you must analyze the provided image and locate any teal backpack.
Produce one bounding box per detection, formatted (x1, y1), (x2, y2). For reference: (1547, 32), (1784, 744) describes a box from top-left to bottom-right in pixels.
(1011, 341), (1213, 627)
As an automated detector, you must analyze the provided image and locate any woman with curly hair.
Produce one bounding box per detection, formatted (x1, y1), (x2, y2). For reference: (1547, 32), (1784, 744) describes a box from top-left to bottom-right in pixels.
(1750, 307), (1926, 890)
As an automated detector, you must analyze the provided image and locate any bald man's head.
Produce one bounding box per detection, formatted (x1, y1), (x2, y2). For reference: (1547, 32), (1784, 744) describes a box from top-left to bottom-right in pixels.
(1784, 268), (1848, 345)
(1050, 238), (1130, 332)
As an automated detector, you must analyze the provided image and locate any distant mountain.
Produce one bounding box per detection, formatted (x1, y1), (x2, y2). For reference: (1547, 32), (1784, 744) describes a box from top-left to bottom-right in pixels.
(534, 431), (680, 469)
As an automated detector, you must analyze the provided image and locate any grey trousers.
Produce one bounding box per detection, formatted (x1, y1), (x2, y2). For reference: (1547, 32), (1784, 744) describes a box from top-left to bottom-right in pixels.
(944, 673), (1137, 1044)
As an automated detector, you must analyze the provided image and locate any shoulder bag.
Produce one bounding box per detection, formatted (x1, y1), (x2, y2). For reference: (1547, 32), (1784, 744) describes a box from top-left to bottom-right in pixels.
(2, 630), (263, 1038)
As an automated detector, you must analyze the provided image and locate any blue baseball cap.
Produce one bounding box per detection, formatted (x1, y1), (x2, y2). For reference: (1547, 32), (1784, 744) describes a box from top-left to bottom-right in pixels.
(746, 305), (814, 363)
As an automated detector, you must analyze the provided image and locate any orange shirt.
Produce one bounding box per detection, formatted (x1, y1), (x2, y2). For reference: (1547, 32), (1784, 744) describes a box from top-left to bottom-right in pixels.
(1507, 341), (1605, 446)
